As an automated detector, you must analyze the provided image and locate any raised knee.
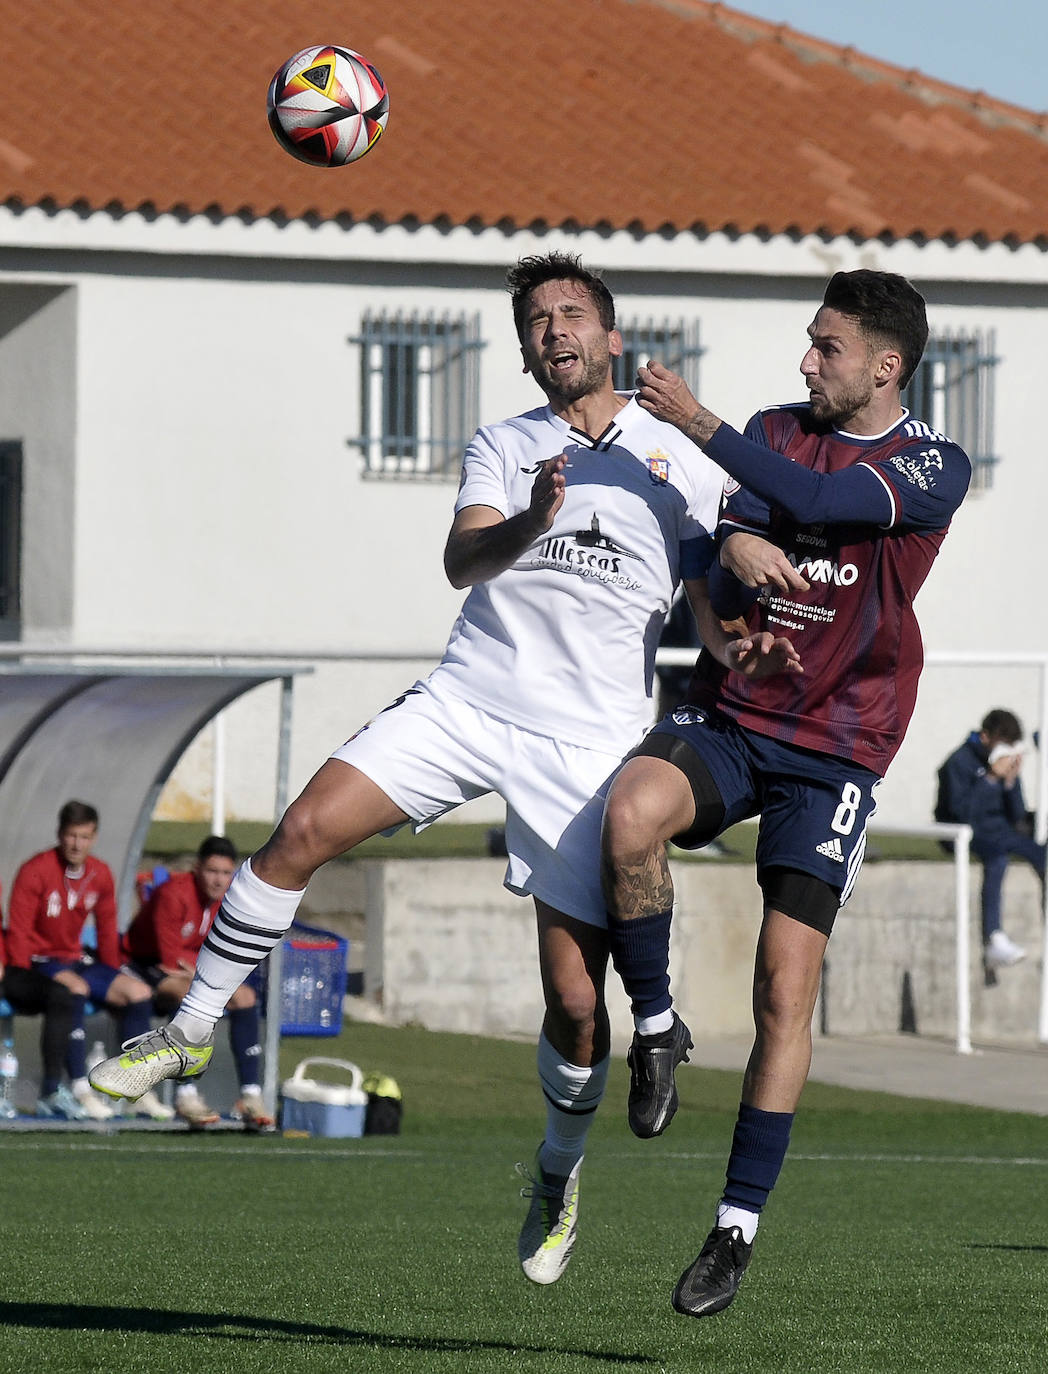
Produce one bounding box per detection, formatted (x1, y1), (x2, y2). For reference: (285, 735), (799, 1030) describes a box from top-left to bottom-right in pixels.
(273, 798), (320, 856)
(601, 781), (673, 871)
(601, 789), (644, 867)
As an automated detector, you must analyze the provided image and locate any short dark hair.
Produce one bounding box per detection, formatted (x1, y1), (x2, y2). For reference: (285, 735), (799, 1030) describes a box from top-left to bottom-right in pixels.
(507, 252), (616, 341)
(981, 709), (1022, 744)
(58, 800), (98, 831)
(197, 834), (238, 864)
(821, 269), (929, 390)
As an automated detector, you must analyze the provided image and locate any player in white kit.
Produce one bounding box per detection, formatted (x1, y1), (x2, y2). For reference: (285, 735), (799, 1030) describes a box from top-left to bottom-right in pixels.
(91, 253), (799, 1284)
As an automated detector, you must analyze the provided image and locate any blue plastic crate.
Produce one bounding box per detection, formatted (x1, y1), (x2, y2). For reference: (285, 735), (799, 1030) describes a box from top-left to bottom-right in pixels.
(279, 922), (349, 1037)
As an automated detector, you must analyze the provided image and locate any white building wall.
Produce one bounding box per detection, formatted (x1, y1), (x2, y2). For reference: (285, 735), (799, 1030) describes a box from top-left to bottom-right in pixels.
(1, 213), (1045, 828)
(0, 282), (78, 633)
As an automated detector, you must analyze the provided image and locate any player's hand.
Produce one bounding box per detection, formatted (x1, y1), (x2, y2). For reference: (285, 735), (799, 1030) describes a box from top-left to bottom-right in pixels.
(727, 632), (803, 678)
(177, 959), (195, 975)
(721, 533), (810, 595)
(526, 455), (567, 533)
(635, 359), (700, 430)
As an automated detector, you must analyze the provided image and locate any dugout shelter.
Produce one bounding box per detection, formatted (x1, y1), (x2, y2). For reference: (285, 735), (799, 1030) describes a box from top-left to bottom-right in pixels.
(0, 658), (310, 1115)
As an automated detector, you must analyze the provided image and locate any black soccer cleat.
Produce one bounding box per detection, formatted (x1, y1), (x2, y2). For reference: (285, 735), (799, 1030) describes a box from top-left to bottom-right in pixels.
(626, 1011), (693, 1138)
(672, 1224), (753, 1319)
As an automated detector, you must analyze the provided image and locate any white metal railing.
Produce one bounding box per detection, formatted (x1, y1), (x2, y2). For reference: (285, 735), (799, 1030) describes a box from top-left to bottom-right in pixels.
(924, 654), (1048, 1043)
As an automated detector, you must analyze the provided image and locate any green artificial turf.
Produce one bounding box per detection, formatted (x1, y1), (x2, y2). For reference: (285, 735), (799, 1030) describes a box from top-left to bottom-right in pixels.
(143, 821), (947, 866)
(0, 1023), (1044, 1373)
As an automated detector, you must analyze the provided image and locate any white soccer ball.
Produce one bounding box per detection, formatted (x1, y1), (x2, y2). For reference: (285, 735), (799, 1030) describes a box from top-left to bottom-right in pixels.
(267, 45), (390, 168)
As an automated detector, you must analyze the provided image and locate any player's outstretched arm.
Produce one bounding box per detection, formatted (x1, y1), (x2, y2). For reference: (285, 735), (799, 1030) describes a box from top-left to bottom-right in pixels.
(444, 455), (566, 588)
(636, 360), (894, 527)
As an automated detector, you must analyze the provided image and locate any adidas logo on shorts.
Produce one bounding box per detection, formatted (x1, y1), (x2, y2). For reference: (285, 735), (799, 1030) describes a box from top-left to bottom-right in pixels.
(815, 837), (845, 863)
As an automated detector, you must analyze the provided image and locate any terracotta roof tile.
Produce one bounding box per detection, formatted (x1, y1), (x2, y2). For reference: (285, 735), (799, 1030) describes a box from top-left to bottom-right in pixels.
(1, 0), (1046, 244)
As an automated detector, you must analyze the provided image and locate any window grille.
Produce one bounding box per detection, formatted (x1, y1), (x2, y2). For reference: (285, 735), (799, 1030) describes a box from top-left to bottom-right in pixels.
(349, 311), (485, 480)
(904, 330), (999, 491)
(0, 442), (21, 639)
(612, 317), (703, 393)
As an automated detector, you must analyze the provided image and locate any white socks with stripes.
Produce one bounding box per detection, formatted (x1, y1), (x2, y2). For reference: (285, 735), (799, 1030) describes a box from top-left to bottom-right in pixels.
(174, 859), (304, 1041)
(536, 1032), (610, 1177)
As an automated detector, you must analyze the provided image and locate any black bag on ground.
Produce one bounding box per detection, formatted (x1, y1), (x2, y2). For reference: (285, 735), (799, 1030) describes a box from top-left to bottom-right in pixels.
(362, 1072), (402, 1135)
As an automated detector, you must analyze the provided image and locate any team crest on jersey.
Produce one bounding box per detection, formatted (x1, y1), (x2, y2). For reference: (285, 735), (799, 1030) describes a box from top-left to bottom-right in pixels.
(723, 476), (740, 497)
(645, 449), (670, 484)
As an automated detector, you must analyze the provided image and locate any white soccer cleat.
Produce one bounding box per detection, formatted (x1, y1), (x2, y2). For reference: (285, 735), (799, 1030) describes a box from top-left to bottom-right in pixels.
(72, 1081), (115, 1120)
(985, 929), (1026, 967)
(126, 1088), (176, 1121)
(174, 1085), (220, 1129)
(37, 1085), (89, 1121)
(89, 1024), (214, 1101)
(517, 1151), (582, 1285)
(234, 1087), (275, 1131)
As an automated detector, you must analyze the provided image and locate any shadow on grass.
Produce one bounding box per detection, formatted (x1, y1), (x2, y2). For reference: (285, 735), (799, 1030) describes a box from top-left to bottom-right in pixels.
(966, 1243), (1048, 1253)
(0, 1302), (661, 1364)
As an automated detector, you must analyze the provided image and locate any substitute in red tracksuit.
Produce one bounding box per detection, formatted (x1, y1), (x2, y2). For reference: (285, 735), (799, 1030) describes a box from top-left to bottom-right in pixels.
(124, 834), (270, 1128)
(6, 800), (152, 1116)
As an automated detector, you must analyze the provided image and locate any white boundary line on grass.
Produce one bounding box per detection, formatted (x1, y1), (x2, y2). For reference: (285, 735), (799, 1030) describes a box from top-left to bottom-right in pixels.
(657, 1149), (1048, 1167)
(0, 1140), (428, 1160)
(2, 1140), (1047, 1167)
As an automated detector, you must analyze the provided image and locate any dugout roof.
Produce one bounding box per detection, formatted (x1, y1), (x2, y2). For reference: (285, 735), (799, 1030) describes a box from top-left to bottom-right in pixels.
(0, 665), (304, 924)
(0, 0), (1046, 245)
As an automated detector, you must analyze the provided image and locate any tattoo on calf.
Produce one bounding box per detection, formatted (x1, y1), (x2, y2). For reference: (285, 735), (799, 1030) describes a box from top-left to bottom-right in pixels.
(605, 848), (674, 921)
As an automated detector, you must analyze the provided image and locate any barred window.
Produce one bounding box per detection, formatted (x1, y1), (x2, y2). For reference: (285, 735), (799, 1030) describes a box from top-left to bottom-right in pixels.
(349, 311), (485, 480)
(612, 317), (703, 393)
(904, 330), (999, 491)
(0, 442), (21, 640)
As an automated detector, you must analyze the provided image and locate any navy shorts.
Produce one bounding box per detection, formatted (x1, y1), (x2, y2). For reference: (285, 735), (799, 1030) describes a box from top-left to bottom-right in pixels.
(648, 705), (881, 905)
(33, 958), (121, 1004)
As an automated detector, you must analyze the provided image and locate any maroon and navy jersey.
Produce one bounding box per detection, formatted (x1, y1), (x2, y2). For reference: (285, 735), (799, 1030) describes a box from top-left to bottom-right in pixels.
(705, 403), (971, 776)
(124, 870), (216, 970)
(5, 848), (119, 968)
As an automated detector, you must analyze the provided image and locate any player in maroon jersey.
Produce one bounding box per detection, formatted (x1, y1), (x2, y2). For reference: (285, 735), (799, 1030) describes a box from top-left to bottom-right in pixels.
(6, 800), (154, 1120)
(125, 836), (272, 1129)
(599, 270), (971, 1318)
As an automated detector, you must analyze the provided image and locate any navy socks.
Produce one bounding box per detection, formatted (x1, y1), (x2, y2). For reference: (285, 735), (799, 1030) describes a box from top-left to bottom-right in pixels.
(722, 1101), (795, 1214)
(606, 909), (672, 1017)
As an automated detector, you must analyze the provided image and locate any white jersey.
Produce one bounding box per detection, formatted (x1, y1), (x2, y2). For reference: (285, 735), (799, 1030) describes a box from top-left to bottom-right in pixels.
(428, 394), (726, 753)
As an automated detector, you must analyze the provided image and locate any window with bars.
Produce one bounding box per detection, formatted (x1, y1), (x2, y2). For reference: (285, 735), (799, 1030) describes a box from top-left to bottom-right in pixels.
(611, 317), (703, 393)
(904, 330), (999, 491)
(349, 311), (485, 479)
(0, 442), (21, 639)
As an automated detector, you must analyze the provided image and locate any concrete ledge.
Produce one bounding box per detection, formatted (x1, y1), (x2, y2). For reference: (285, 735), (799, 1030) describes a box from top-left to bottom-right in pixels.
(356, 857), (1047, 1049)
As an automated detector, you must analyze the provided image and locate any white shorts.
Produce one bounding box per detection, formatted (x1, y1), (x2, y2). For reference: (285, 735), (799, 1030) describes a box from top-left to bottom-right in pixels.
(330, 679), (626, 927)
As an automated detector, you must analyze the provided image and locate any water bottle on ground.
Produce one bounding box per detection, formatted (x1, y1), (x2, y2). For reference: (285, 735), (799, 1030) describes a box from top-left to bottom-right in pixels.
(0, 1038), (19, 1120)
